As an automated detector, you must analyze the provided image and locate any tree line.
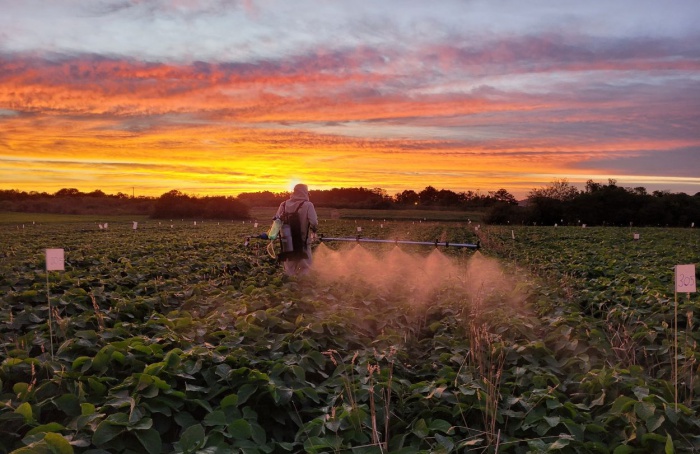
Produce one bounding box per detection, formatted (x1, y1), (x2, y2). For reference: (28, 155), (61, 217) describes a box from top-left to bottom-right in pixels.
(1, 181), (698, 226)
(486, 179), (700, 227)
(236, 186), (518, 209)
(0, 186), (518, 219)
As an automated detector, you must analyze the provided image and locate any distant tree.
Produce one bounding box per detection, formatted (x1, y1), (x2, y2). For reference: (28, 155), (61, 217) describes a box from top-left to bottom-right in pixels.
(572, 183), (642, 226)
(55, 188), (82, 197)
(395, 190), (419, 206)
(524, 180), (579, 225)
(436, 189), (462, 206)
(0, 190), (29, 200)
(528, 179), (579, 201)
(585, 180), (603, 193)
(489, 189), (518, 205)
(485, 203), (525, 224)
(152, 190), (195, 218)
(372, 187), (389, 199)
(151, 190), (248, 219)
(310, 187), (389, 208)
(418, 186), (439, 205)
(237, 191), (288, 207)
(202, 196), (250, 219)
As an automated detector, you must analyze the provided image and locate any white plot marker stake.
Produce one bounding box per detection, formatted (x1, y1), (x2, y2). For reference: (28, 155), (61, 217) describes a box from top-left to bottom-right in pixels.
(45, 248), (65, 360)
(674, 264), (696, 410)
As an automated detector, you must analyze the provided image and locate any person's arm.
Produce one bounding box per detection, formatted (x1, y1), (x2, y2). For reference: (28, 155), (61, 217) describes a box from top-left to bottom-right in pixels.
(274, 202), (285, 219)
(307, 203), (318, 232)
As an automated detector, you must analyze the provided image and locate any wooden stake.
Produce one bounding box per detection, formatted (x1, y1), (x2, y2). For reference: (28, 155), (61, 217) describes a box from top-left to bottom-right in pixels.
(46, 272), (55, 360)
(674, 291), (678, 411)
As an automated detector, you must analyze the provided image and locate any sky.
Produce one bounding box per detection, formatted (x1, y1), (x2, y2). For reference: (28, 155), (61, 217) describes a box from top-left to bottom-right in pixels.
(1, 0), (699, 199)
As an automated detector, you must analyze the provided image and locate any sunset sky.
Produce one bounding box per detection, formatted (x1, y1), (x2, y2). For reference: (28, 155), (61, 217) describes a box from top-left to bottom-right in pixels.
(1, 0), (699, 199)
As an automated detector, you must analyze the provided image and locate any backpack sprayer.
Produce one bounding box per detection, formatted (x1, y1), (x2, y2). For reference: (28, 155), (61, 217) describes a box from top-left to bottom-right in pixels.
(245, 200), (480, 260)
(244, 218), (289, 260)
(245, 220), (480, 259)
(245, 209), (313, 261)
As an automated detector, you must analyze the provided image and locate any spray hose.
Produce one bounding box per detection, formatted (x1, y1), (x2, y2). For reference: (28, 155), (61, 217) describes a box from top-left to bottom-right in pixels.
(266, 241), (277, 259)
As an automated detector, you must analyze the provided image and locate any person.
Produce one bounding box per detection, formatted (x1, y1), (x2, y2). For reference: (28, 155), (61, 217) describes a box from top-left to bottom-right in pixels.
(274, 183), (318, 276)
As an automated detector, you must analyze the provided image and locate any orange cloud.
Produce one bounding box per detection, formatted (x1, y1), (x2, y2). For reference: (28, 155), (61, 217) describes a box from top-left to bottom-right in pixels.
(2, 44), (700, 199)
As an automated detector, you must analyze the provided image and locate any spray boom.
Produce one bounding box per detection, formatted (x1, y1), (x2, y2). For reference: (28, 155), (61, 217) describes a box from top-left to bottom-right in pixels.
(318, 235), (480, 249)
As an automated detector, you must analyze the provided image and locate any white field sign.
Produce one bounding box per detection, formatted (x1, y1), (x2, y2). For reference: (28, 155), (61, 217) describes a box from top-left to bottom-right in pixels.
(46, 248), (65, 271)
(675, 264), (696, 293)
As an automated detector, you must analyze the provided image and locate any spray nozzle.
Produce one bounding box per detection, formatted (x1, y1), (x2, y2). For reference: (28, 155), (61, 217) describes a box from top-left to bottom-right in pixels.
(244, 232), (270, 247)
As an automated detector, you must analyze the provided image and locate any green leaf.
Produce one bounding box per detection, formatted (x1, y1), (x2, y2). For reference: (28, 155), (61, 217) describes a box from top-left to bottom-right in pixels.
(221, 393), (238, 408)
(290, 365), (305, 381)
(613, 445), (634, 454)
(13, 382), (30, 395)
(412, 419), (428, 439)
(71, 356), (92, 372)
(26, 423), (65, 436)
(250, 422), (267, 445)
(179, 423), (205, 451)
(543, 416), (560, 428)
(591, 391), (606, 406)
(134, 428), (162, 454)
(14, 433), (74, 454)
(633, 387), (649, 400)
(276, 441), (297, 451)
(435, 433), (454, 451)
(611, 395), (636, 414)
(43, 433), (74, 454)
(6, 445), (49, 454)
(236, 384), (257, 406)
(270, 385), (293, 405)
(129, 416), (153, 431)
(15, 402), (34, 423)
(53, 394), (80, 417)
(129, 406), (145, 426)
(88, 378), (107, 395)
(665, 433), (674, 454)
(428, 419), (453, 433)
(81, 403), (96, 416)
(203, 410), (229, 426)
(646, 414), (665, 432)
(585, 423), (606, 433)
(228, 419), (252, 439)
(562, 418), (585, 440)
(164, 350), (181, 368)
(635, 401), (655, 421)
(91, 347), (111, 373)
(548, 435), (572, 450)
(92, 420), (124, 445)
(641, 433), (667, 444)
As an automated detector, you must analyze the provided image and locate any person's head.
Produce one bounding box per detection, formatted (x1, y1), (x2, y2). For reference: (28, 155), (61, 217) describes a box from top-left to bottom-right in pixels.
(292, 183), (309, 200)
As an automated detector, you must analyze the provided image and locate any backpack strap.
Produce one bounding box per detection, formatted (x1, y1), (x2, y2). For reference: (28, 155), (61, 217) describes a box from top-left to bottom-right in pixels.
(295, 201), (307, 244)
(281, 200), (305, 218)
(287, 201), (307, 244)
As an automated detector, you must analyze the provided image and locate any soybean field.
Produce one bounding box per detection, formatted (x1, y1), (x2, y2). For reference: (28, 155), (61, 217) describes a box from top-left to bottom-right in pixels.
(0, 214), (698, 453)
